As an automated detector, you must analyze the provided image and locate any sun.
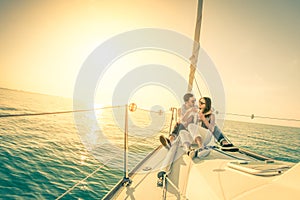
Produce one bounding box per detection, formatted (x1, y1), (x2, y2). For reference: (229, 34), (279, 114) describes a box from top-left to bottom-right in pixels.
(94, 103), (104, 116)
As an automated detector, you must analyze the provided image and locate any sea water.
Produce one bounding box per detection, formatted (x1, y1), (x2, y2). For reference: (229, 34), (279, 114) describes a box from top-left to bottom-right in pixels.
(0, 88), (299, 199)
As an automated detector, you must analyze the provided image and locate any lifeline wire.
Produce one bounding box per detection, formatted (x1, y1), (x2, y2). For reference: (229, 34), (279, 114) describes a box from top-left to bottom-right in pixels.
(55, 157), (115, 200)
(225, 112), (300, 122)
(0, 106), (122, 118)
(1, 105), (299, 123)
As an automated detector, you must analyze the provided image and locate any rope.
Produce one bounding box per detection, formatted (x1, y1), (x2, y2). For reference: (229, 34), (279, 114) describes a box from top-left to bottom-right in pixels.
(0, 106), (122, 118)
(224, 112), (300, 122)
(193, 76), (299, 123)
(253, 115), (300, 122)
(56, 157), (116, 200)
(6, 101), (298, 123)
(137, 107), (169, 114)
(0, 105), (172, 119)
(194, 78), (202, 98)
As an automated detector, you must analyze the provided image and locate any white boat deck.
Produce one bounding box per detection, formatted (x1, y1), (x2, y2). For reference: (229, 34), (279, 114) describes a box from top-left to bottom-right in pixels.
(107, 145), (299, 200)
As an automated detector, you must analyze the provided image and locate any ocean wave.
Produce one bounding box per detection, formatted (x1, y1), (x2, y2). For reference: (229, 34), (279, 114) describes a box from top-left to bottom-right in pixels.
(0, 89), (299, 199)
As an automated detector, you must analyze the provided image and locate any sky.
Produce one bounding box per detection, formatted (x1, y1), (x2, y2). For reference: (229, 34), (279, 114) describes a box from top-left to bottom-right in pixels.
(0, 0), (299, 127)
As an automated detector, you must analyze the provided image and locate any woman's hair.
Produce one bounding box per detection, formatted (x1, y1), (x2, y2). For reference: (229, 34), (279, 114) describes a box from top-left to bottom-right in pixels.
(201, 97), (211, 114)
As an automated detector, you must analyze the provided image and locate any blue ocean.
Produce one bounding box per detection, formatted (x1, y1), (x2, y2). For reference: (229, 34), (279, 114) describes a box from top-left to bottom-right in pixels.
(1, 88), (299, 199)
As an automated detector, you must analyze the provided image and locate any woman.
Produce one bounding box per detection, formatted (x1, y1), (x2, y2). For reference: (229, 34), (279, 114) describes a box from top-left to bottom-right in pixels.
(189, 97), (233, 147)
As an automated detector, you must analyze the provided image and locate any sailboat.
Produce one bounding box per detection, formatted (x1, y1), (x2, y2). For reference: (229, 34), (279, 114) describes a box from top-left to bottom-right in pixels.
(102, 0), (300, 199)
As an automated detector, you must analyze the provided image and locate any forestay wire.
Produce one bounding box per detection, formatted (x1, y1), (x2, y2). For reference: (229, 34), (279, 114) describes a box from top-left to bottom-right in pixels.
(55, 157), (118, 200)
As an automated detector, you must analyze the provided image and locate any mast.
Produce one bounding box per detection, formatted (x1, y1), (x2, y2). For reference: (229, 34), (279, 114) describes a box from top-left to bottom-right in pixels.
(187, 0), (203, 92)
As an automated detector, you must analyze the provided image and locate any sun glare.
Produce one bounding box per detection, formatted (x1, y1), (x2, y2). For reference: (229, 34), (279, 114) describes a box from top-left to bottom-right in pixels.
(94, 103), (104, 117)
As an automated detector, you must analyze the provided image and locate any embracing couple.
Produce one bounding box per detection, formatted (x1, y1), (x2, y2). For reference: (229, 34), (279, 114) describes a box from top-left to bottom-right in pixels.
(159, 93), (233, 159)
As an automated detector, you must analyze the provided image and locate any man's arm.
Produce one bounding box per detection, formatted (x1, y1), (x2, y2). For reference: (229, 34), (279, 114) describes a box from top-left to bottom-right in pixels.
(181, 107), (197, 124)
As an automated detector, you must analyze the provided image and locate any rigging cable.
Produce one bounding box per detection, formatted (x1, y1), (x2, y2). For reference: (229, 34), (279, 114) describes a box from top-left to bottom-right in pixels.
(55, 156), (117, 200)
(0, 105), (299, 123)
(0, 106), (122, 118)
(0, 106), (171, 118)
(221, 112), (300, 122)
(194, 78), (202, 98)
(137, 107), (169, 114)
(193, 76), (299, 122)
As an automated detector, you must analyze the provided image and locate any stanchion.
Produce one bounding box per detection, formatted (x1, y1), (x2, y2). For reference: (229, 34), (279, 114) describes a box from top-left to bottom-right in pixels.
(121, 103), (137, 186)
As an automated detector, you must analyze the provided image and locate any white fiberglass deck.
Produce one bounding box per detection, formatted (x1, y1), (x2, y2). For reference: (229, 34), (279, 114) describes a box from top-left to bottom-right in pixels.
(107, 144), (299, 200)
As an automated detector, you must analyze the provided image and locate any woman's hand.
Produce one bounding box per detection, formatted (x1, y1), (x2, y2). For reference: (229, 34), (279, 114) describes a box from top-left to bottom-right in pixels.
(198, 112), (205, 121)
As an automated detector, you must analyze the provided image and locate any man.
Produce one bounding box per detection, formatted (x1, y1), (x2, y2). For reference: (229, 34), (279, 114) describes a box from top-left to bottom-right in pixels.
(159, 93), (199, 151)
